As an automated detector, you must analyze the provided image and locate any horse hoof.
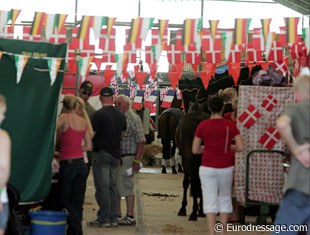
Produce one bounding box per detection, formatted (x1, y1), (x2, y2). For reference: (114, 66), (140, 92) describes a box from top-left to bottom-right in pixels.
(198, 212), (206, 217)
(188, 213), (198, 221)
(172, 167), (177, 174)
(178, 167), (184, 173)
(177, 209), (187, 216)
(162, 167), (167, 174)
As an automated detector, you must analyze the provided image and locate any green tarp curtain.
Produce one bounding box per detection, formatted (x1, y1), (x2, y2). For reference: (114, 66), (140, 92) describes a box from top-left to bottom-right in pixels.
(0, 38), (67, 203)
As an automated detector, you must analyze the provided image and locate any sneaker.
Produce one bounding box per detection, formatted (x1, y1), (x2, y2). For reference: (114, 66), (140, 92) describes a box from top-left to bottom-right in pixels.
(88, 220), (111, 228)
(118, 216), (136, 226)
(110, 222), (118, 227)
(88, 220), (103, 227)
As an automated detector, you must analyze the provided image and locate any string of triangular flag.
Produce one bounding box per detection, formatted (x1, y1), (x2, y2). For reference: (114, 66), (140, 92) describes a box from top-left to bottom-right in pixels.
(0, 50), (65, 85)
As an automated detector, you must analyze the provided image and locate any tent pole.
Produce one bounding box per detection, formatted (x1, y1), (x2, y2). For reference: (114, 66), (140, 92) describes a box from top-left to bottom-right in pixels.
(75, 0), (78, 25)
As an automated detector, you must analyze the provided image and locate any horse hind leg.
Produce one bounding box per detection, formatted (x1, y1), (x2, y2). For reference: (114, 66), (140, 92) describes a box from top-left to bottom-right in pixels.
(189, 196), (199, 221)
(170, 142), (178, 174)
(198, 197), (205, 217)
(178, 174), (189, 216)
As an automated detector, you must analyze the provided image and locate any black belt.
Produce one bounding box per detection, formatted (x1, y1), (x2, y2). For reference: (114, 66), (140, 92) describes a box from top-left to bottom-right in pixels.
(121, 153), (135, 157)
(60, 158), (85, 165)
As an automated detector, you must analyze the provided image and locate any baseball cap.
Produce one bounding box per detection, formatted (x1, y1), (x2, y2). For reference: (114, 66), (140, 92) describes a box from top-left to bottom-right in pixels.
(80, 81), (93, 92)
(100, 87), (114, 97)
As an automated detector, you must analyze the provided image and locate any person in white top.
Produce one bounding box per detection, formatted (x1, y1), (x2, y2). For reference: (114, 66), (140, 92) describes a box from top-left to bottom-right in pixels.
(0, 95), (11, 235)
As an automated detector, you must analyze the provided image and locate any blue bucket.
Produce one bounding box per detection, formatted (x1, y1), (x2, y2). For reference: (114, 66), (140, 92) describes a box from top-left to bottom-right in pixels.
(29, 210), (68, 235)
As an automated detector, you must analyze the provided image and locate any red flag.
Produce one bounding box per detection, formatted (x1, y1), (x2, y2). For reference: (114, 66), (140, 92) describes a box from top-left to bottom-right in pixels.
(103, 70), (115, 87)
(289, 41), (307, 60)
(238, 104), (261, 129)
(270, 57), (288, 76)
(247, 42), (263, 62)
(99, 28), (116, 51)
(199, 71), (212, 89)
(149, 63), (157, 80)
(227, 62), (241, 85)
(166, 44), (184, 64)
(136, 71), (147, 88)
(267, 41), (283, 62)
(168, 72), (180, 89)
(259, 126), (280, 150)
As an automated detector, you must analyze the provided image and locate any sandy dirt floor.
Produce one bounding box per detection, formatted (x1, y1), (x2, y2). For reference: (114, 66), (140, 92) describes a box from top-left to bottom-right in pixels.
(82, 167), (272, 235)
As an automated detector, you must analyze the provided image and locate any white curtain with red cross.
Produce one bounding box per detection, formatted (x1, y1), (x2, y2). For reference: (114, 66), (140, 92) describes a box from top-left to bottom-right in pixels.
(234, 85), (294, 206)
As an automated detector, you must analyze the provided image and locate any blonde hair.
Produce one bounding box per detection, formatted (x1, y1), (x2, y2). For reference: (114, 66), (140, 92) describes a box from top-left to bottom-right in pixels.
(0, 95), (6, 109)
(62, 94), (77, 111)
(218, 88), (237, 103)
(116, 94), (131, 106)
(294, 74), (310, 98)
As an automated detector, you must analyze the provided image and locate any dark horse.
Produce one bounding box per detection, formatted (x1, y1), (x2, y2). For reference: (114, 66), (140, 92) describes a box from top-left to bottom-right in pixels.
(157, 108), (183, 174)
(176, 102), (210, 221)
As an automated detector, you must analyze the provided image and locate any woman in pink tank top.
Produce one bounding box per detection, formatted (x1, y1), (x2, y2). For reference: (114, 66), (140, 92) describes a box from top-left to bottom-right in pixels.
(55, 94), (92, 235)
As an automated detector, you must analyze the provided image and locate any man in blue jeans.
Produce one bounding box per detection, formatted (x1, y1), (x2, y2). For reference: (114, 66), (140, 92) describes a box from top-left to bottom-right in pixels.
(88, 87), (126, 227)
(273, 73), (310, 235)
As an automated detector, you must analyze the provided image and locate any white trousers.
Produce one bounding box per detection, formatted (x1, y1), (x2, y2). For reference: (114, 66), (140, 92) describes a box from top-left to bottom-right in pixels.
(199, 166), (234, 214)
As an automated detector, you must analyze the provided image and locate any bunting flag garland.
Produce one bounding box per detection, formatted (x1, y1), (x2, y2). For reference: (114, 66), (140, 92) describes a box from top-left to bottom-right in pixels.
(0, 10), (10, 33)
(14, 55), (29, 84)
(78, 15), (94, 40)
(222, 30), (234, 61)
(45, 14), (56, 40)
(259, 126), (280, 150)
(199, 71), (212, 89)
(106, 17), (117, 37)
(10, 9), (21, 27)
(161, 89), (176, 108)
(166, 44), (183, 64)
(129, 17), (154, 44)
(132, 90), (145, 110)
(182, 18), (202, 46)
(284, 17), (299, 45)
(302, 28), (310, 54)
(115, 53), (128, 77)
(265, 31), (277, 59)
(136, 71), (147, 88)
(158, 19), (169, 42)
(103, 69), (115, 87)
(260, 18), (271, 47)
(238, 104), (261, 129)
(78, 57), (93, 82)
(92, 16), (106, 40)
(227, 62), (241, 84)
(209, 19), (219, 42)
(47, 58), (62, 86)
(151, 28), (168, 50)
(234, 18), (251, 47)
(30, 12), (47, 36)
(167, 72), (180, 89)
(261, 95), (278, 112)
(278, 26), (287, 46)
(144, 90), (159, 108)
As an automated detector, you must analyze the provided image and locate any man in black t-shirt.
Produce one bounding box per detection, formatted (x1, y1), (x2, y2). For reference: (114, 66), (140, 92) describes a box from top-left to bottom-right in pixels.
(88, 87), (126, 228)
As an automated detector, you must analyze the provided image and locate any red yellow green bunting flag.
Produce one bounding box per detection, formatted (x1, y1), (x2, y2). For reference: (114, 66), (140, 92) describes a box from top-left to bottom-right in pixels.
(10, 9), (21, 27)
(260, 18), (271, 46)
(30, 12), (47, 36)
(158, 19), (169, 41)
(234, 18), (251, 46)
(78, 15), (94, 40)
(209, 19), (219, 42)
(182, 18), (202, 46)
(129, 17), (154, 44)
(284, 17), (300, 44)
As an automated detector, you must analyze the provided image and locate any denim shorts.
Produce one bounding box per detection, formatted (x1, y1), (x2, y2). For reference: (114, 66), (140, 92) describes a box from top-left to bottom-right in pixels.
(0, 203), (9, 230)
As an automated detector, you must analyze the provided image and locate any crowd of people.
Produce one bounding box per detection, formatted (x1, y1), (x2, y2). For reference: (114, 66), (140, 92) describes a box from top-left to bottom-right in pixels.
(0, 72), (309, 235)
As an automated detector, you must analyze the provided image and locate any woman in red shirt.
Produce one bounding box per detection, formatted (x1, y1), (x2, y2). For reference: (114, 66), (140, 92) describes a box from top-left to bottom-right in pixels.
(192, 95), (244, 235)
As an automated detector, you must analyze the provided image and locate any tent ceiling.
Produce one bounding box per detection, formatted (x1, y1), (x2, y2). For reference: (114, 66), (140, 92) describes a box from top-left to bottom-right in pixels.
(272, 0), (310, 15)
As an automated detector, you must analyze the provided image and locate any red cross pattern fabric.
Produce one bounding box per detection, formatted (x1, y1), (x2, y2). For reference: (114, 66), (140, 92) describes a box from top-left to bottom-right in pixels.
(261, 94), (278, 111)
(234, 86), (294, 206)
(247, 42), (263, 62)
(238, 104), (261, 129)
(166, 44), (184, 64)
(49, 27), (67, 43)
(259, 126), (281, 150)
